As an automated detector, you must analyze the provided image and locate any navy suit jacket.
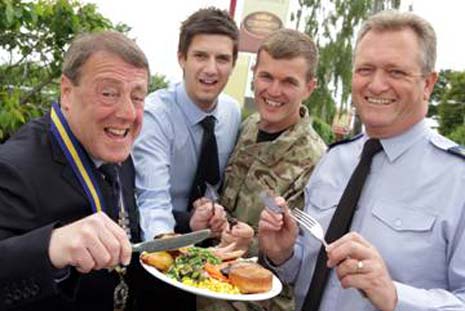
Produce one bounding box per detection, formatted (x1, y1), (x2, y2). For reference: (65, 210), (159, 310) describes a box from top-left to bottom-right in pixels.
(0, 114), (145, 310)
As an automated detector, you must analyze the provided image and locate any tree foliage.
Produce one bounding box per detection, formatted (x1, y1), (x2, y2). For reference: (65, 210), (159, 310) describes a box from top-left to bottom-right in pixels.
(0, 0), (129, 142)
(436, 70), (465, 144)
(149, 74), (169, 93)
(293, 0), (400, 128)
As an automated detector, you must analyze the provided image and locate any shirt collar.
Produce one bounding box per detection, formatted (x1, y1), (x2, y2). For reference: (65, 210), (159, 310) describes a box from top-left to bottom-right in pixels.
(176, 82), (219, 127)
(372, 119), (429, 162)
(90, 156), (121, 169)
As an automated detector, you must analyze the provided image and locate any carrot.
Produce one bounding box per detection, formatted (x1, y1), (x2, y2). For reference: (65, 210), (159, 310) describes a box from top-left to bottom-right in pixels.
(204, 262), (229, 282)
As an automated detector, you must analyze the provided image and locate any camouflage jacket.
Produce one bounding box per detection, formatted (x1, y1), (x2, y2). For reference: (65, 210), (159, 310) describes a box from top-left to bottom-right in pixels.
(221, 106), (326, 256)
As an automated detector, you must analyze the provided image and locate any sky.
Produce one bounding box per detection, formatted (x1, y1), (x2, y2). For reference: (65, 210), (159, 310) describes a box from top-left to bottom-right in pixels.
(85, 0), (465, 83)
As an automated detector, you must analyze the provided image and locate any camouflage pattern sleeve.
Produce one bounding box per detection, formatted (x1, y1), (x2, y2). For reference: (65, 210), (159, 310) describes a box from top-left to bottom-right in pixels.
(208, 106), (326, 311)
(221, 106), (327, 256)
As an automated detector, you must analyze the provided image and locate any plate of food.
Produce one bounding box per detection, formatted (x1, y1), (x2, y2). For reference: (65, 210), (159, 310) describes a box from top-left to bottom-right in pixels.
(140, 246), (282, 301)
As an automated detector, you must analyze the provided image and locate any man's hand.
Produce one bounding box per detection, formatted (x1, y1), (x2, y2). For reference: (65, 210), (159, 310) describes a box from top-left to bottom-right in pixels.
(258, 197), (298, 265)
(190, 197), (227, 237)
(326, 232), (398, 311)
(48, 212), (131, 273)
(219, 221), (254, 252)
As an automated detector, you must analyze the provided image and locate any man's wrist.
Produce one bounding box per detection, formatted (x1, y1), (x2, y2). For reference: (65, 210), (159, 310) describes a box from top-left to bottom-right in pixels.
(260, 249), (293, 269)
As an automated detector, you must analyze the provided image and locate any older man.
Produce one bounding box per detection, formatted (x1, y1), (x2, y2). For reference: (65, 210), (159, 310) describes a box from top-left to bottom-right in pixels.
(0, 31), (151, 310)
(259, 11), (465, 311)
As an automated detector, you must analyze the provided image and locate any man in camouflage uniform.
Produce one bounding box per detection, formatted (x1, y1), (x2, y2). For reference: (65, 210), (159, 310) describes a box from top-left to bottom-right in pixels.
(198, 29), (326, 311)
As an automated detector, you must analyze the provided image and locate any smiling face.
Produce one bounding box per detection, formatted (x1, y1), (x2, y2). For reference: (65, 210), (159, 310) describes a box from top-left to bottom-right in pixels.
(253, 50), (316, 132)
(60, 51), (148, 163)
(352, 28), (437, 138)
(178, 34), (235, 110)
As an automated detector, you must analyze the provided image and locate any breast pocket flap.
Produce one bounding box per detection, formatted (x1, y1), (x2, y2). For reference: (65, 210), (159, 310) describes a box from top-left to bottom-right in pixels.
(308, 190), (341, 211)
(372, 203), (436, 232)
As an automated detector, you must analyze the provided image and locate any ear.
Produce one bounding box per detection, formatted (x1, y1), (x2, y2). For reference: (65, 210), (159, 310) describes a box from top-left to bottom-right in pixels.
(303, 78), (317, 100)
(60, 75), (73, 112)
(423, 71), (438, 101)
(251, 62), (256, 73)
(178, 52), (186, 70)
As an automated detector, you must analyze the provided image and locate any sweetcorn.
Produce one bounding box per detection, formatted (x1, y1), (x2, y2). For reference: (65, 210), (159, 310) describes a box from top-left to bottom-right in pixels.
(182, 277), (240, 294)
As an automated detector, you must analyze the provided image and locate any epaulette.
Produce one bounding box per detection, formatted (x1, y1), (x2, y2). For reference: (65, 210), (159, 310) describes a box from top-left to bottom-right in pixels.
(328, 133), (363, 150)
(447, 146), (465, 159)
(430, 133), (465, 160)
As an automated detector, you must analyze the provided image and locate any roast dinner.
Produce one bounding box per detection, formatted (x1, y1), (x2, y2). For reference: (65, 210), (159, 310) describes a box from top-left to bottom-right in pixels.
(140, 246), (274, 295)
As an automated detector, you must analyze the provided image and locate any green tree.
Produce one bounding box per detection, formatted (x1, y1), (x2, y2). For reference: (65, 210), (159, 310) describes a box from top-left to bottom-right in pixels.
(292, 0), (400, 136)
(437, 70), (465, 140)
(428, 69), (452, 118)
(0, 0), (129, 142)
(149, 74), (169, 93)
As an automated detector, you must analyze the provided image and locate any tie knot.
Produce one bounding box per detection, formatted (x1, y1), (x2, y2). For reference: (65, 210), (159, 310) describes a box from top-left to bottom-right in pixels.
(200, 115), (215, 132)
(99, 163), (119, 183)
(361, 138), (383, 159)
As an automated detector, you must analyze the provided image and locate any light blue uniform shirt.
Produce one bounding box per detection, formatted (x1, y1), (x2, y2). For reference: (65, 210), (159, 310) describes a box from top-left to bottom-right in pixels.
(133, 82), (241, 240)
(279, 120), (465, 311)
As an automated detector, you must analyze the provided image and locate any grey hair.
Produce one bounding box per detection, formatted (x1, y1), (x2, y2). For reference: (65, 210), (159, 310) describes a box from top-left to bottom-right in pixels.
(63, 31), (150, 85)
(355, 10), (436, 74)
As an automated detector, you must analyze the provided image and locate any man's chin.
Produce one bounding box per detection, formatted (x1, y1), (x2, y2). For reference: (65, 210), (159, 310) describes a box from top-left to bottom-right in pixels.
(95, 148), (131, 164)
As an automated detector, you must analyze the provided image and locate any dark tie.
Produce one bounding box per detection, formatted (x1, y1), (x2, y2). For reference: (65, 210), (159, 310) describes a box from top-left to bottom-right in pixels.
(302, 138), (383, 310)
(188, 115), (220, 209)
(99, 163), (120, 215)
(99, 163), (131, 239)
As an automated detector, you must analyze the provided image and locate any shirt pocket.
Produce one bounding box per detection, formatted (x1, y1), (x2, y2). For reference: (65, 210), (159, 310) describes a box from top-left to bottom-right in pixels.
(371, 202), (436, 232)
(306, 188), (341, 227)
(368, 201), (439, 279)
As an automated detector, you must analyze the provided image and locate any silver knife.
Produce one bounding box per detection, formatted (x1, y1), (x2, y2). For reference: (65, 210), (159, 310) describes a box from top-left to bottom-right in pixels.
(132, 229), (211, 253)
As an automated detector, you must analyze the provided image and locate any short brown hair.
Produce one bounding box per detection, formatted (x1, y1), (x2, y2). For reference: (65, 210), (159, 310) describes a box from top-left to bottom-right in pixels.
(355, 10), (436, 74)
(256, 28), (318, 82)
(63, 31), (150, 85)
(178, 7), (239, 64)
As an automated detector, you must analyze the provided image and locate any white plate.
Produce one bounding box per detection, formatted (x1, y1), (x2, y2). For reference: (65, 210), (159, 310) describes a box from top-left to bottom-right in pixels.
(140, 260), (283, 301)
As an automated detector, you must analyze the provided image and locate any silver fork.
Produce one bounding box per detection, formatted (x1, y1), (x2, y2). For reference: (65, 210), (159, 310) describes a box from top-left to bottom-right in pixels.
(259, 191), (328, 249)
(205, 182), (238, 227)
(205, 182), (218, 216)
(290, 209), (329, 249)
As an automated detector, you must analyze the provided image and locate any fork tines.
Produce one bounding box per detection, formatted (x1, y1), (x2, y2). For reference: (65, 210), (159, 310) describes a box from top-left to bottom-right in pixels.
(290, 208), (328, 249)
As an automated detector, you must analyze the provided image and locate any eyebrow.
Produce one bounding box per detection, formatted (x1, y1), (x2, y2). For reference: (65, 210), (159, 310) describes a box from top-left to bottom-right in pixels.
(191, 49), (233, 58)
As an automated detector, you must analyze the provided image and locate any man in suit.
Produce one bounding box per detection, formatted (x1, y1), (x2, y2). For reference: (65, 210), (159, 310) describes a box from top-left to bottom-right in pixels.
(0, 31), (152, 310)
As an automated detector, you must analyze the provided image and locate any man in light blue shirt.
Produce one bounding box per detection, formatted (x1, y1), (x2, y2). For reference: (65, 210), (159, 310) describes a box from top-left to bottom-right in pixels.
(259, 11), (465, 311)
(133, 8), (241, 241)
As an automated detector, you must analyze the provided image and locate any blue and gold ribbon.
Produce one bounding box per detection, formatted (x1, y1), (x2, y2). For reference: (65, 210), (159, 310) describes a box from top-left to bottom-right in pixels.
(49, 102), (105, 213)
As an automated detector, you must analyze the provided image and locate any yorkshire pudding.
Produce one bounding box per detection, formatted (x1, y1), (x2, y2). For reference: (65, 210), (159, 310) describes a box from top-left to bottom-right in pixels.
(228, 262), (272, 294)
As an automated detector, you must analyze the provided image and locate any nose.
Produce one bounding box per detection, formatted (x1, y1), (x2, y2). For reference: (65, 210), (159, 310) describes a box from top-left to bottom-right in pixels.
(116, 94), (136, 121)
(203, 57), (218, 75)
(267, 80), (282, 98)
(367, 70), (390, 94)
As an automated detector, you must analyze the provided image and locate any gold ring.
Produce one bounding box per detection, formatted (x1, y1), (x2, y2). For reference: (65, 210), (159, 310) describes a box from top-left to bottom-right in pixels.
(356, 260), (364, 272)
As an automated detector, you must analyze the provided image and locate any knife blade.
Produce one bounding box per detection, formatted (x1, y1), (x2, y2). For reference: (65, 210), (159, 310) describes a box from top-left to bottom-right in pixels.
(132, 229), (211, 253)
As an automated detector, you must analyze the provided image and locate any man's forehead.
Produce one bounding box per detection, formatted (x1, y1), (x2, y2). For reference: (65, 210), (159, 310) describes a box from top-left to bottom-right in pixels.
(80, 52), (147, 80)
(354, 30), (422, 63)
(187, 34), (234, 53)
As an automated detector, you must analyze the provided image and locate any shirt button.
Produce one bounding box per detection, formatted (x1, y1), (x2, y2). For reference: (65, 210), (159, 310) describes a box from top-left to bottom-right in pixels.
(394, 218), (402, 228)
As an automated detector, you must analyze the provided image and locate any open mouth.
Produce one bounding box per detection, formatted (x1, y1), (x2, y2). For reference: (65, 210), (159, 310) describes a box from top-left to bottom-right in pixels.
(365, 97), (394, 106)
(105, 127), (129, 139)
(199, 77), (218, 87)
(264, 98), (284, 108)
